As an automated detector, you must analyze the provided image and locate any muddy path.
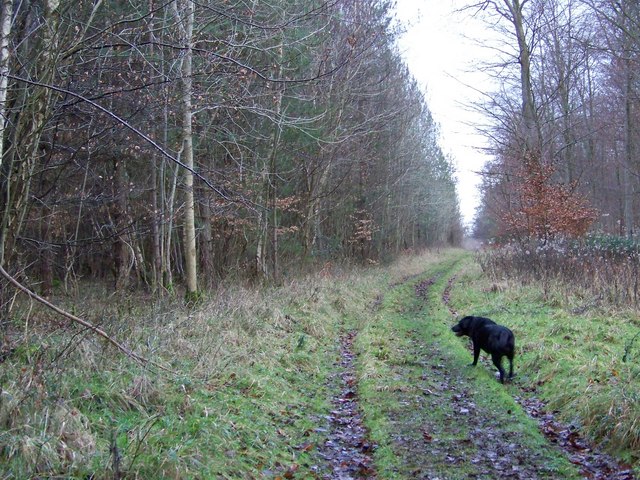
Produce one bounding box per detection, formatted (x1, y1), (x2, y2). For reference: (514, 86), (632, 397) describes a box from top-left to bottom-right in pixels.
(515, 392), (634, 480)
(383, 277), (566, 479)
(317, 331), (377, 479)
(313, 264), (635, 479)
(440, 275), (633, 480)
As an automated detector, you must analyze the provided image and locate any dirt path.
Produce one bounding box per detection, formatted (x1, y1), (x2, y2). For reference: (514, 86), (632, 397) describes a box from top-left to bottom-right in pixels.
(317, 331), (377, 479)
(516, 393), (634, 480)
(438, 275), (634, 480)
(314, 266), (635, 479)
(387, 278), (565, 479)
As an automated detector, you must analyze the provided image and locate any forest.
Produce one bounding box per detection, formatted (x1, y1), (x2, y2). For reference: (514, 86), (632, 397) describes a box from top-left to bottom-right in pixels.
(473, 0), (640, 244)
(0, 0), (462, 301)
(2, 0), (640, 479)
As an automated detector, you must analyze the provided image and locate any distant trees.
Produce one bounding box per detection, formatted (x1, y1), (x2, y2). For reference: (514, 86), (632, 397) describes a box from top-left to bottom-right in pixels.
(470, 0), (640, 242)
(0, 0), (462, 301)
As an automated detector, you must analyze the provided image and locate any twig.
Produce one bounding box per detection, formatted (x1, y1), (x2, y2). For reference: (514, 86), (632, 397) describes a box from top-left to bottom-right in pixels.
(0, 264), (174, 373)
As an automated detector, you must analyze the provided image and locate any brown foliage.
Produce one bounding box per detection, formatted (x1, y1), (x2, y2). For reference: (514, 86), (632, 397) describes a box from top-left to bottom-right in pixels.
(499, 152), (598, 241)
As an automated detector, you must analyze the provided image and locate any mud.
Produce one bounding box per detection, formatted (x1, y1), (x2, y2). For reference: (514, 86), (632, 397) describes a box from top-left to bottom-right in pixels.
(317, 331), (377, 479)
(516, 392), (634, 480)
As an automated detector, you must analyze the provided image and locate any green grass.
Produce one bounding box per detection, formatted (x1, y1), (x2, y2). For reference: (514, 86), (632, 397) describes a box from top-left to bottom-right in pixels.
(450, 259), (640, 466)
(2, 248), (639, 478)
(355, 251), (582, 478)
(1, 335), (334, 478)
(0, 272), (356, 478)
(1, 252), (437, 478)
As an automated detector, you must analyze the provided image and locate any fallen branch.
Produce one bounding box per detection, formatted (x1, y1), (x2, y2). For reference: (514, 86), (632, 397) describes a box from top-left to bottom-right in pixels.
(0, 264), (173, 373)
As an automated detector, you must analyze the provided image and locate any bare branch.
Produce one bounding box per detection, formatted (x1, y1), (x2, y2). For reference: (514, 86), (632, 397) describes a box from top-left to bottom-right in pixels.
(0, 263), (174, 373)
(4, 72), (240, 203)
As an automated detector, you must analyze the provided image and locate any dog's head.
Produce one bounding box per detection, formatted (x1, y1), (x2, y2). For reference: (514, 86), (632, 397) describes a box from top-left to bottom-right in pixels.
(451, 316), (474, 337)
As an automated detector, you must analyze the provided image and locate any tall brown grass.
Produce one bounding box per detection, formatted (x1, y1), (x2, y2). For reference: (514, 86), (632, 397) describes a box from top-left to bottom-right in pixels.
(477, 237), (640, 309)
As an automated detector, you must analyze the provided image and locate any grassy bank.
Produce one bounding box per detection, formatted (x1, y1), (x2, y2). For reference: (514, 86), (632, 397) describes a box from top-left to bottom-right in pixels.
(0, 251), (448, 478)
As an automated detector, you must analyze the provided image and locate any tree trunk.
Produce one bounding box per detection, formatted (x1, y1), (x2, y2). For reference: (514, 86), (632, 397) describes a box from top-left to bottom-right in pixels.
(148, 0), (163, 292)
(1, 0), (60, 267)
(268, 86), (283, 283)
(113, 157), (129, 290)
(200, 194), (214, 288)
(0, 0), (13, 269)
(623, 54), (635, 237)
(175, 0), (198, 298)
(504, 0), (539, 151)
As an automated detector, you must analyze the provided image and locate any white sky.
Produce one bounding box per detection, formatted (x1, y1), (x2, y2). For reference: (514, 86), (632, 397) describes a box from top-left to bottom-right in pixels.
(394, 0), (497, 228)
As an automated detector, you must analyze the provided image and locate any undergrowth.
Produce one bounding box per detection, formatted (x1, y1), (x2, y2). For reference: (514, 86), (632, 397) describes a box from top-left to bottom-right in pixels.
(0, 250), (445, 478)
(1, 267), (342, 477)
(478, 236), (640, 308)
(3, 245), (639, 477)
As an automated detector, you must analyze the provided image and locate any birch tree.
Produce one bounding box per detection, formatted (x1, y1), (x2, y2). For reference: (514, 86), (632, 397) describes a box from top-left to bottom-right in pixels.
(0, 0), (14, 269)
(0, 0), (61, 274)
(173, 0), (198, 298)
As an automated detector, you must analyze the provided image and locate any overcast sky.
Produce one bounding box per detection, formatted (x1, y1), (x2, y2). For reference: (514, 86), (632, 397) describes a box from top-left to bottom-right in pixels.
(393, 0), (497, 227)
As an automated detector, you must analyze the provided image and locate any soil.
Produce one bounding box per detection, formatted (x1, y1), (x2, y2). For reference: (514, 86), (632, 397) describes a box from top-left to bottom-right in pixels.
(515, 392), (634, 479)
(382, 328), (564, 479)
(316, 331), (377, 479)
(441, 275), (458, 317)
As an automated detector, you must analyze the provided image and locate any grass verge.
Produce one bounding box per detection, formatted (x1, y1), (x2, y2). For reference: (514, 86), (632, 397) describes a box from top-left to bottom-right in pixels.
(3, 247), (637, 478)
(1, 266), (360, 478)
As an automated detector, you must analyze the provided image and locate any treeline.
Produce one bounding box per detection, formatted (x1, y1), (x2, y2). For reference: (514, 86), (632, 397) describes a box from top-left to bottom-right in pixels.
(0, 0), (462, 298)
(471, 0), (640, 242)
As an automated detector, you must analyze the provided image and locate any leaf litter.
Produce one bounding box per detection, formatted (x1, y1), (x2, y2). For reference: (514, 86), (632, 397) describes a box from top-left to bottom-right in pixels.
(383, 328), (559, 479)
(515, 392), (634, 479)
(315, 331), (377, 479)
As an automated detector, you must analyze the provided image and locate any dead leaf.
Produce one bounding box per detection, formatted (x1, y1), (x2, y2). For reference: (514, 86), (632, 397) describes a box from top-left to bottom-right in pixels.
(283, 463), (299, 479)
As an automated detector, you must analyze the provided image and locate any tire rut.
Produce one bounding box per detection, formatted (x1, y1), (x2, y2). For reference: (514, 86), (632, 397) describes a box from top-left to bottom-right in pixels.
(317, 331), (377, 479)
(386, 319), (561, 478)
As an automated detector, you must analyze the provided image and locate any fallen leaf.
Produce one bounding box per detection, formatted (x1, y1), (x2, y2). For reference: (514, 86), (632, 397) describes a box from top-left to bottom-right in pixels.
(283, 463), (299, 479)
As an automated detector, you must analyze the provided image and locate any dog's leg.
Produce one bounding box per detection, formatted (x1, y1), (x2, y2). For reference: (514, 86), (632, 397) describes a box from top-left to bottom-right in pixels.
(471, 341), (480, 366)
(491, 353), (505, 383)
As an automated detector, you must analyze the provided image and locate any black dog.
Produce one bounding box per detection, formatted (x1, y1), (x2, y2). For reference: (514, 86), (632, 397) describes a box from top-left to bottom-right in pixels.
(451, 316), (515, 383)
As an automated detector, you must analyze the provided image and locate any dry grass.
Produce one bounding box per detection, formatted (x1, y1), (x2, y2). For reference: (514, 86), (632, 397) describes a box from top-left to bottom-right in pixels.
(477, 238), (640, 310)
(0, 249), (452, 477)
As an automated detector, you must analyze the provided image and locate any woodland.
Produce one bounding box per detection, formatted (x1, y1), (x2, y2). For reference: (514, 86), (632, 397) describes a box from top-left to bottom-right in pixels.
(473, 0), (640, 243)
(3, 0), (640, 479)
(0, 0), (463, 302)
